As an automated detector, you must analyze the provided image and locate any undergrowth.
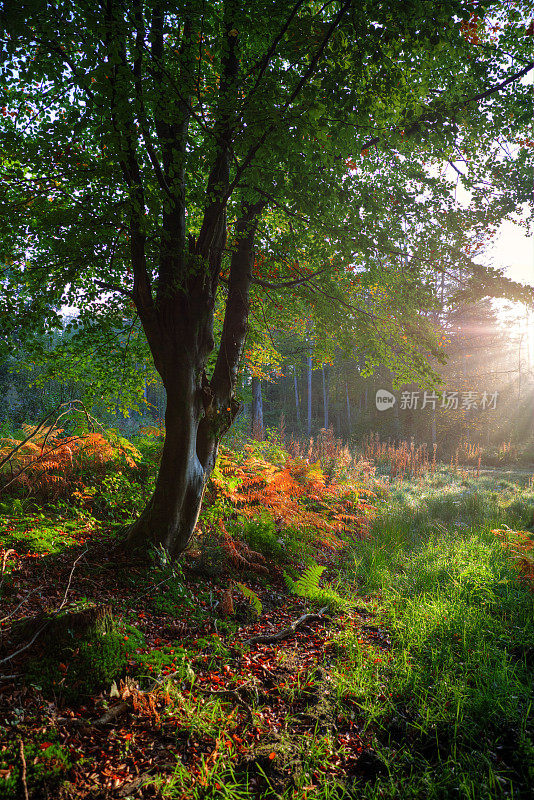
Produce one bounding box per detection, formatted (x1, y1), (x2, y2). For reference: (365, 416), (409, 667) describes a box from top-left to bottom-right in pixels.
(2, 426), (534, 799)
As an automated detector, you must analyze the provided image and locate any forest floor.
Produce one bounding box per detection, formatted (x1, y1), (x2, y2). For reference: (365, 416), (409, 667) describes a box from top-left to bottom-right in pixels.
(1, 468), (534, 799)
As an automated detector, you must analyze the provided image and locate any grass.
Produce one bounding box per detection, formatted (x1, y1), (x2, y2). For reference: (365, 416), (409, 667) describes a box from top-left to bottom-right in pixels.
(1, 464), (534, 798)
(142, 469), (534, 799)
(331, 468), (534, 798)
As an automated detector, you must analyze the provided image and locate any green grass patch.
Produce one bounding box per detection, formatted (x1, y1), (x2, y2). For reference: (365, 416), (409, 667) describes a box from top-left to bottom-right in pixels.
(0, 512), (93, 555)
(333, 470), (534, 797)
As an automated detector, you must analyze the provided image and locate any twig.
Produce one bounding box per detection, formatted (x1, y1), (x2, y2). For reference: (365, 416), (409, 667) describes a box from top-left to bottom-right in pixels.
(19, 740), (29, 800)
(0, 405), (63, 473)
(244, 607), (329, 645)
(59, 548), (88, 611)
(0, 399), (99, 495)
(0, 588), (38, 624)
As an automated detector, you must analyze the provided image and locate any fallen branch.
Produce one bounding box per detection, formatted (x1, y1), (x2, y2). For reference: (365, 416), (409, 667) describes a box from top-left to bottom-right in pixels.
(0, 589), (38, 625)
(244, 606), (329, 645)
(19, 740), (29, 800)
(94, 701), (131, 727)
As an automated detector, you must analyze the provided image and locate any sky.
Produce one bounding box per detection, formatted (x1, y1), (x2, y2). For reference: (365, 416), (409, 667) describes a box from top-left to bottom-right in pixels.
(491, 219), (534, 288)
(489, 218), (534, 359)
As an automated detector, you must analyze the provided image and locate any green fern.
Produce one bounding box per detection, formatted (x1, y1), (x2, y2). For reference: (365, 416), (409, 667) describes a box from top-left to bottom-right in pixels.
(235, 582), (262, 616)
(287, 561), (349, 609)
(292, 563), (326, 595)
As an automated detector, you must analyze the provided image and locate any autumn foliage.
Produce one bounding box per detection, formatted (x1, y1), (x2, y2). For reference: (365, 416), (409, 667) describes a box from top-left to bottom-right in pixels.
(0, 422), (140, 500)
(209, 439), (377, 559)
(363, 432), (437, 480)
(493, 527), (534, 591)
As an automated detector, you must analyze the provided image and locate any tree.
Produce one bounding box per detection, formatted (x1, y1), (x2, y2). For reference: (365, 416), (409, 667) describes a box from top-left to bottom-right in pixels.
(1, 0), (532, 556)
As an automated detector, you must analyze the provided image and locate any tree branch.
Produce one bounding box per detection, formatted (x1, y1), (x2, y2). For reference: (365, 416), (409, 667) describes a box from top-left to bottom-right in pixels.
(225, 0), (352, 200)
(240, 0), (306, 112)
(94, 280), (133, 298)
(210, 202), (264, 403)
(361, 61), (534, 151)
(252, 267), (330, 290)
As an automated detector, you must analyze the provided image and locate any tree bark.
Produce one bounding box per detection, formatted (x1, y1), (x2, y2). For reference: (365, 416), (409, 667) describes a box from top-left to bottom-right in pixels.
(307, 354), (312, 437)
(345, 381), (351, 436)
(128, 375), (209, 558)
(128, 205), (262, 557)
(293, 366), (301, 427)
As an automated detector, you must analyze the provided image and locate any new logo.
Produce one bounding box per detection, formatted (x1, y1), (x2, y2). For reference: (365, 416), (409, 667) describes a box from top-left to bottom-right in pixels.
(375, 389), (396, 410)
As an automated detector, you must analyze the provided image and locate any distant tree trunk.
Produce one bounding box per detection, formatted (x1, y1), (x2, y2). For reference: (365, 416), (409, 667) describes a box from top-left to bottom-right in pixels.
(345, 381), (351, 435)
(251, 376), (264, 439)
(307, 354), (312, 437)
(518, 333), (523, 402)
(322, 364), (329, 429)
(293, 366), (301, 427)
(393, 393), (401, 437)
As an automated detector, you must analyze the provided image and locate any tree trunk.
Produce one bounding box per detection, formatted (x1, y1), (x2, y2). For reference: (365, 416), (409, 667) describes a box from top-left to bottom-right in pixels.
(293, 366), (301, 427)
(322, 364), (329, 430)
(128, 362), (217, 557)
(128, 205), (262, 558)
(307, 354), (312, 436)
(251, 376), (264, 439)
(345, 381), (351, 435)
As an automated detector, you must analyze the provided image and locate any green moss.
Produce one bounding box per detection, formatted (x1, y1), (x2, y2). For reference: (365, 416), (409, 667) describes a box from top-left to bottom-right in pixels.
(24, 608), (144, 701)
(1, 514), (82, 555)
(0, 732), (71, 799)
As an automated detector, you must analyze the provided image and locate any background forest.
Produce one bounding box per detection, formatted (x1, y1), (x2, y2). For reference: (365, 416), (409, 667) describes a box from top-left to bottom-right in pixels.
(2, 286), (533, 467)
(1, 0), (534, 798)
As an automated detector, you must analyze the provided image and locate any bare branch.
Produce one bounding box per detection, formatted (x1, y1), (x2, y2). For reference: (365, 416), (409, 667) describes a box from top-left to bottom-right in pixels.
(252, 267), (330, 290)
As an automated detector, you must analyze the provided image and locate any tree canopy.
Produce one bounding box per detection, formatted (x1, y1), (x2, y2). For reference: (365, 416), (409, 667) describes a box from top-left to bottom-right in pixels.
(1, 0), (532, 553)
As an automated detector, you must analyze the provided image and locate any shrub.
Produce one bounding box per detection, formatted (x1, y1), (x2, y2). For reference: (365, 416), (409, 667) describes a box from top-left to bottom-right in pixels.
(238, 514), (287, 562)
(0, 421), (142, 501)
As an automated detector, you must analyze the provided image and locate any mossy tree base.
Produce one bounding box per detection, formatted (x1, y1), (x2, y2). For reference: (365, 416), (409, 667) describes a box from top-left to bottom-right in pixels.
(14, 604), (143, 701)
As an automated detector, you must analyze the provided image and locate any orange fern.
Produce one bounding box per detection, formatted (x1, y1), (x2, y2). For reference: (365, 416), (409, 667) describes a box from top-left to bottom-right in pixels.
(0, 423), (141, 499)
(493, 528), (534, 591)
(210, 445), (375, 553)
